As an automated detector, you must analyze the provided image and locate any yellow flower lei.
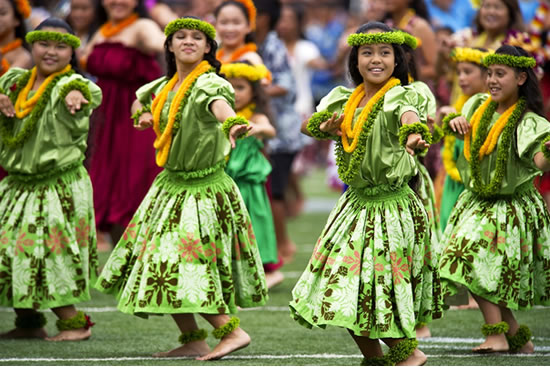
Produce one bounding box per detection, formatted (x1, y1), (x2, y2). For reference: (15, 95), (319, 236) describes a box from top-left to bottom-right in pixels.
(151, 60), (212, 167)
(237, 103), (255, 120)
(451, 47), (490, 65)
(442, 94), (470, 182)
(14, 65), (72, 118)
(464, 96), (517, 161)
(220, 63), (269, 81)
(341, 77), (400, 153)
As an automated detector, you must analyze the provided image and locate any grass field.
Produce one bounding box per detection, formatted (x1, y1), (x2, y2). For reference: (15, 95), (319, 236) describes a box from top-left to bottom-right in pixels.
(1, 169), (549, 366)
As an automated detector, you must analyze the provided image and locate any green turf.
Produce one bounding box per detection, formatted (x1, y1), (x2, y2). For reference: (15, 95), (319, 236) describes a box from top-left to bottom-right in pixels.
(1, 168), (549, 365)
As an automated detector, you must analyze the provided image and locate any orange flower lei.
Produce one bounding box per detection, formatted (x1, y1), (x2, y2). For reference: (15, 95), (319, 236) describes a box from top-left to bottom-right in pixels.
(100, 13), (139, 38)
(14, 64), (72, 118)
(151, 60), (213, 166)
(464, 96), (517, 161)
(341, 78), (401, 153)
(14, 0), (31, 18)
(217, 43), (257, 63)
(0, 39), (23, 75)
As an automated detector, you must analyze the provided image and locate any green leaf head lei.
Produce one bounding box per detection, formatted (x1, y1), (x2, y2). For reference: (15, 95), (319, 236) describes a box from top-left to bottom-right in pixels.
(483, 54), (536, 69)
(398, 31), (418, 50)
(164, 17), (216, 40)
(347, 31), (405, 47)
(26, 30), (81, 49)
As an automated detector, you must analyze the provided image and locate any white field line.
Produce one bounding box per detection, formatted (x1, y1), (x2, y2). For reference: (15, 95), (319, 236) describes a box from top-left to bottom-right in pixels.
(0, 353), (549, 362)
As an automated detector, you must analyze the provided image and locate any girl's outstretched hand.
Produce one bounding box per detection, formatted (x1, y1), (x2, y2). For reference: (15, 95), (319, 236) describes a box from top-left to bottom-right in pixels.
(449, 115), (470, 136)
(229, 124), (253, 148)
(135, 112), (154, 131)
(65, 90), (89, 115)
(0, 94), (15, 117)
(405, 133), (430, 156)
(319, 112), (344, 136)
(545, 140), (550, 152)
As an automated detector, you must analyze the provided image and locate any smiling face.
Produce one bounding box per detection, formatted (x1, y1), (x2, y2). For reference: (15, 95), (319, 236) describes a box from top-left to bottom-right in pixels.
(228, 76), (253, 111)
(356, 31), (396, 87)
(31, 27), (74, 78)
(102, 0), (137, 22)
(486, 63), (525, 106)
(457, 62), (486, 96)
(215, 3), (250, 49)
(169, 28), (211, 66)
(478, 0), (509, 34)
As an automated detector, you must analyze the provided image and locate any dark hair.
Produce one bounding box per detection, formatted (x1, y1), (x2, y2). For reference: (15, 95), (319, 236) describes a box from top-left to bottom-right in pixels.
(492, 45), (543, 116)
(401, 43), (417, 81)
(214, 1), (255, 44)
(34, 17), (82, 74)
(347, 22), (409, 86)
(66, 0), (100, 43)
(164, 17), (222, 77)
(7, 0), (29, 49)
(384, 0), (430, 22)
(95, 0), (149, 25)
(253, 0), (281, 30)
(281, 3), (306, 40)
(474, 0), (524, 33)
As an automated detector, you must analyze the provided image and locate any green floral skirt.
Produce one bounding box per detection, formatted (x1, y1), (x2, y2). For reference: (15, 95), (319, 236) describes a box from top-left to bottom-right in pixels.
(439, 185), (550, 310)
(0, 165), (98, 309)
(95, 167), (268, 317)
(289, 185), (444, 339)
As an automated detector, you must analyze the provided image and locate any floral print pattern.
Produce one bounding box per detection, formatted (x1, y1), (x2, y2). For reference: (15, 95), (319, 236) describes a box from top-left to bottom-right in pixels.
(0, 166), (97, 309)
(290, 186), (443, 339)
(439, 187), (550, 309)
(95, 169), (268, 315)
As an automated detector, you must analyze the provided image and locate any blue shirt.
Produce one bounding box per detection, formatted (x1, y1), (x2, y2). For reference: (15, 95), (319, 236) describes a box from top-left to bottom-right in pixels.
(426, 0), (476, 32)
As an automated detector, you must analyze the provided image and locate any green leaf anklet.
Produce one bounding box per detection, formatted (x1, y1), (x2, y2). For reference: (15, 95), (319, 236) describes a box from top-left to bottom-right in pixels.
(481, 321), (509, 336)
(387, 338), (418, 365)
(56, 311), (95, 331)
(212, 317), (240, 339)
(506, 325), (532, 353)
(15, 312), (47, 329)
(178, 329), (208, 345)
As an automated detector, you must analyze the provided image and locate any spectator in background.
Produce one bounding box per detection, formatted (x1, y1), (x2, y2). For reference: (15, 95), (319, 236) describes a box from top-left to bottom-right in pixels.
(66, 0), (98, 58)
(254, 0), (304, 265)
(0, 0), (32, 74)
(426, 0), (476, 32)
(82, 0), (165, 247)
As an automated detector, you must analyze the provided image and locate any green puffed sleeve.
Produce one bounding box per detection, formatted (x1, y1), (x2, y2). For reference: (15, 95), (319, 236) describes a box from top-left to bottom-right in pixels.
(383, 85), (421, 125)
(315, 86), (352, 115)
(0, 67), (26, 93)
(460, 93), (489, 121)
(516, 112), (550, 169)
(193, 73), (235, 122)
(407, 81), (436, 121)
(135, 76), (169, 106)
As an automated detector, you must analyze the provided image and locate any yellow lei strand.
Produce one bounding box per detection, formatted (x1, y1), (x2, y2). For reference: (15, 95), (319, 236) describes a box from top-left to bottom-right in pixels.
(442, 94), (470, 182)
(14, 65), (72, 118)
(237, 103), (255, 120)
(151, 60), (212, 167)
(341, 77), (400, 153)
(464, 96), (517, 161)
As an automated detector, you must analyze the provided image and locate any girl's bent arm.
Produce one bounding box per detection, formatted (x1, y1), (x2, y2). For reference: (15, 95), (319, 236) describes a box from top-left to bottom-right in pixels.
(534, 148), (550, 172)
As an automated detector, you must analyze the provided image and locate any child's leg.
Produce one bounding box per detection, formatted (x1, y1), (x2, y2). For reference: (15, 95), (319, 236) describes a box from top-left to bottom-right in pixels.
(382, 338), (427, 366)
(500, 307), (534, 354)
(153, 314), (211, 358)
(471, 294), (508, 352)
(46, 305), (92, 342)
(196, 314), (250, 361)
(347, 330), (384, 359)
(0, 309), (48, 339)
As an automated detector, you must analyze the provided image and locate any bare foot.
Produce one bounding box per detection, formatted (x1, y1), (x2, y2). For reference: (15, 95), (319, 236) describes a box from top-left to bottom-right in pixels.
(45, 328), (91, 341)
(415, 325), (431, 339)
(196, 327), (250, 361)
(472, 334), (509, 353)
(279, 241), (297, 264)
(265, 270), (284, 289)
(0, 327), (47, 339)
(516, 340), (534, 354)
(397, 348), (427, 366)
(153, 340), (211, 358)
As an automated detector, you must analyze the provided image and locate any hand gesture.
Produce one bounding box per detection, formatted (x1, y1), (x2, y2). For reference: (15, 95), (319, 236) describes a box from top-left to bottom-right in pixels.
(0, 94), (15, 117)
(406, 133), (430, 156)
(449, 115), (470, 136)
(135, 112), (154, 131)
(319, 112), (344, 137)
(545, 140), (550, 152)
(229, 123), (253, 148)
(65, 90), (89, 115)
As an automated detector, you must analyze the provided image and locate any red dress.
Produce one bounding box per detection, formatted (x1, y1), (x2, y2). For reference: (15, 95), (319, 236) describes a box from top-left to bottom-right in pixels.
(87, 42), (162, 229)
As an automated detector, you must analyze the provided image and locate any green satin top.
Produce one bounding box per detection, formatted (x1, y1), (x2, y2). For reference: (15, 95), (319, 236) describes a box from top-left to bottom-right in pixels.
(0, 68), (102, 175)
(407, 81), (436, 120)
(136, 73), (235, 173)
(457, 93), (550, 195)
(317, 85), (421, 189)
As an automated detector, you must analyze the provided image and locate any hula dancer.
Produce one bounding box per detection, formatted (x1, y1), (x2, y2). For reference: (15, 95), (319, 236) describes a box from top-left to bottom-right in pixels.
(95, 17), (268, 360)
(290, 22), (443, 366)
(441, 45), (550, 354)
(0, 18), (102, 341)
